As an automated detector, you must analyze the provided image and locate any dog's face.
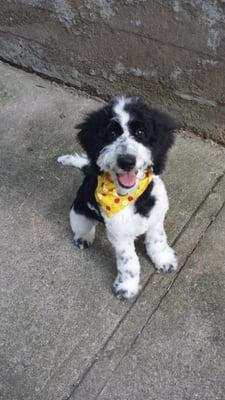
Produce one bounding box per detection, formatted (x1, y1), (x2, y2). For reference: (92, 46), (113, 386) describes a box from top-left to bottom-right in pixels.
(77, 97), (176, 193)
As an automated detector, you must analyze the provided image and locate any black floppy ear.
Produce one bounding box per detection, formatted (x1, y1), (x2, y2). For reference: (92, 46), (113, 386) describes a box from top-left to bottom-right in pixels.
(76, 104), (112, 162)
(76, 118), (94, 159)
(149, 109), (176, 175)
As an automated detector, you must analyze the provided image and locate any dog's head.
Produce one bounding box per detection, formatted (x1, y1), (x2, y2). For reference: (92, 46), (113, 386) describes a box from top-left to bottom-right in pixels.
(77, 97), (176, 194)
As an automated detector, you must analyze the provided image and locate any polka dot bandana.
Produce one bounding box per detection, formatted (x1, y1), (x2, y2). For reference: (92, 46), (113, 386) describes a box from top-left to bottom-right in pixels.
(95, 170), (153, 217)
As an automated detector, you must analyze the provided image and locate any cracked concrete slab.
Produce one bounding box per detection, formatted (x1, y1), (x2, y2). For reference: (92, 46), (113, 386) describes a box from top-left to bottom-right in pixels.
(0, 61), (225, 400)
(95, 204), (225, 400)
(72, 173), (225, 400)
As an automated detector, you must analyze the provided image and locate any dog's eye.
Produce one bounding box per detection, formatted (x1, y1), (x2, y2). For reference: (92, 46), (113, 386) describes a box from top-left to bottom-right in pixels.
(136, 128), (145, 137)
(107, 121), (122, 140)
(135, 128), (146, 139)
(129, 121), (146, 139)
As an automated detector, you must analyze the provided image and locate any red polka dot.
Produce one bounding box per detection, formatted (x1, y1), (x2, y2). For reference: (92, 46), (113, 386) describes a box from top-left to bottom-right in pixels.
(106, 206), (111, 211)
(114, 198), (120, 203)
(128, 196), (134, 201)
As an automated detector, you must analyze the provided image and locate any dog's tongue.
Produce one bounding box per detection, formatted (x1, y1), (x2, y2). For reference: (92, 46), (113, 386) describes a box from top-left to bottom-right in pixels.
(117, 171), (136, 188)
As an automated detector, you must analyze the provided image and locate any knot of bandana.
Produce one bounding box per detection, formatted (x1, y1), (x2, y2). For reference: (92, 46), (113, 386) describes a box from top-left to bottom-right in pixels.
(95, 170), (153, 217)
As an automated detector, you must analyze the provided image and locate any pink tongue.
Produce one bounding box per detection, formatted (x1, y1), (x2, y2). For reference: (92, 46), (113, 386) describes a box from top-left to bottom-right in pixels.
(117, 171), (136, 188)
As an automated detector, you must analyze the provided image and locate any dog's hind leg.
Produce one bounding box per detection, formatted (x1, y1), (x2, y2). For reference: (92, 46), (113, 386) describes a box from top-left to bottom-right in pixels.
(70, 208), (97, 249)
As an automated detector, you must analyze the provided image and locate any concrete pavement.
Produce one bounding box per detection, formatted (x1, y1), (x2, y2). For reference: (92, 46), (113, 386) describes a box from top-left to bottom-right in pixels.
(94, 205), (225, 400)
(0, 61), (225, 400)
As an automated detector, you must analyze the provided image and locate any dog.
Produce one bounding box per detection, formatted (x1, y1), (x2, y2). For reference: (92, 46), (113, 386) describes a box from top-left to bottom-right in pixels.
(58, 96), (177, 300)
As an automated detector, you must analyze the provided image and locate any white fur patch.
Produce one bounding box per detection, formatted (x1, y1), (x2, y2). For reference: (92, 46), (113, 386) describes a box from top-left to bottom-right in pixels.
(57, 153), (89, 169)
(113, 96), (131, 129)
(70, 208), (97, 246)
(87, 202), (100, 215)
(97, 133), (152, 195)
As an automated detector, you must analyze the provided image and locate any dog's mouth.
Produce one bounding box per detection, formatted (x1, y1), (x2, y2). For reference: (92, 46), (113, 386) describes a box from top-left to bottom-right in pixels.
(116, 171), (137, 188)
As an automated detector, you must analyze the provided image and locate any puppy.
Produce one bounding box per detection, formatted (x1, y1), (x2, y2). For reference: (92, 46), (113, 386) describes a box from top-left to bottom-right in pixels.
(58, 96), (177, 300)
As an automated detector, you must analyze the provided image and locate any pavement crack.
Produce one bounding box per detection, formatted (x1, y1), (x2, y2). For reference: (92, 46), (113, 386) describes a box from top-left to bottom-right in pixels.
(0, 29), (52, 49)
(41, 171), (225, 400)
(172, 172), (225, 245)
(63, 275), (156, 400)
(75, 172), (225, 400)
(94, 196), (225, 399)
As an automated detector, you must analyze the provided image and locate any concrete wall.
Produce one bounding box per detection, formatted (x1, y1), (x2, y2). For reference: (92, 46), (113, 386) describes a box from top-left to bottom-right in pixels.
(0, 0), (225, 144)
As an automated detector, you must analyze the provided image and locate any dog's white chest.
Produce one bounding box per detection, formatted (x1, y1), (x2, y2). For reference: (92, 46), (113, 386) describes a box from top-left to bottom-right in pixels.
(104, 205), (150, 239)
(102, 176), (169, 241)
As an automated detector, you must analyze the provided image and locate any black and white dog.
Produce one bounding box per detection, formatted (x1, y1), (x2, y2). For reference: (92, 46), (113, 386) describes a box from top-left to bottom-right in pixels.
(58, 96), (177, 300)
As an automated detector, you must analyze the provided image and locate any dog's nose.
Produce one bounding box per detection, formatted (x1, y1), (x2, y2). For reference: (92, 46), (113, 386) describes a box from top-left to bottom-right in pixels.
(117, 154), (136, 171)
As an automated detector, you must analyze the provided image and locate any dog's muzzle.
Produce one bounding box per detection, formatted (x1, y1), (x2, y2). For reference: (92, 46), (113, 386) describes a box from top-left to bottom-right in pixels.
(116, 154), (137, 188)
(117, 154), (136, 171)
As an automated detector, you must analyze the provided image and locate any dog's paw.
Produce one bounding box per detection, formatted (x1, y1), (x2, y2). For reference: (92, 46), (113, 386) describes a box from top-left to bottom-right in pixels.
(74, 237), (92, 250)
(113, 274), (139, 300)
(153, 246), (177, 273)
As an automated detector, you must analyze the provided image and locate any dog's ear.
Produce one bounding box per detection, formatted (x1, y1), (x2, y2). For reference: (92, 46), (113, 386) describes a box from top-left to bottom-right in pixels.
(148, 109), (176, 175)
(76, 105), (112, 162)
(76, 118), (93, 159)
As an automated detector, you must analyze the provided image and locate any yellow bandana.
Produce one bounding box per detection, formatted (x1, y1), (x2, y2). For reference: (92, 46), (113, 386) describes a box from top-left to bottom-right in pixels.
(95, 171), (153, 217)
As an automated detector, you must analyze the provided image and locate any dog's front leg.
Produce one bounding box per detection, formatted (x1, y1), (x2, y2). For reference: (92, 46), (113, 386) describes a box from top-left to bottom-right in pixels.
(109, 236), (140, 300)
(145, 221), (177, 273)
